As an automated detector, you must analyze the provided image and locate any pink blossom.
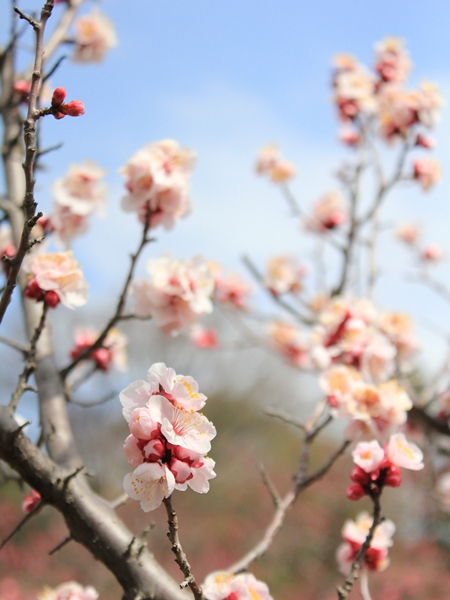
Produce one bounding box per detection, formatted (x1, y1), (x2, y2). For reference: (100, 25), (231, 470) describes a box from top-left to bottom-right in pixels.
(37, 581), (98, 600)
(333, 64), (377, 122)
(264, 255), (306, 295)
(123, 462), (175, 512)
(307, 192), (347, 231)
(269, 321), (311, 368)
(147, 394), (216, 454)
(202, 571), (273, 600)
(70, 327), (127, 372)
(120, 139), (196, 230)
(51, 205), (89, 248)
(190, 325), (219, 349)
(374, 37), (412, 84)
(421, 243), (444, 262)
(255, 145), (295, 183)
(72, 8), (117, 63)
(413, 158), (441, 190)
(352, 440), (384, 473)
(131, 256), (214, 334)
(213, 268), (252, 310)
(52, 161), (107, 217)
(23, 251), (89, 309)
(337, 512), (395, 575)
(170, 446), (216, 493)
(396, 223), (420, 245)
(386, 433), (424, 470)
(0, 225), (15, 275)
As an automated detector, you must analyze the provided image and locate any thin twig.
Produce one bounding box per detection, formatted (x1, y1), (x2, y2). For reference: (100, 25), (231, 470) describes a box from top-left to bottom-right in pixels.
(258, 462), (281, 508)
(48, 535), (72, 555)
(0, 334), (28, 354)
(0, 500), (43, 551)
(163, 496), (203, 600)
(264, 407), (305, 430)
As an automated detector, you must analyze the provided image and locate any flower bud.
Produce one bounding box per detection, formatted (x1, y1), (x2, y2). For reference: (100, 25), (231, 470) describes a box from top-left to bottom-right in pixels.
(22, 489), (41, 514)
(51, 87), (67, 106)
(384, 465), (402, 487)
(92, 347), (112, 371)
(53, 112), (66, 120)
(44, 290), (60, 308)
(350, 466), (370, 486)
(143, 438), (165, 462)
(61, 100), (85, 117)
(24, 278), (44, 300)
(346, 483), (366, 501)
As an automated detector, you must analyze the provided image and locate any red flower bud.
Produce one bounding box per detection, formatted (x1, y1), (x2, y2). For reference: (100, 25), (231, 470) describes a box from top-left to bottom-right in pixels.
(350, 466), (370, 486)
(24, 278), (44, 301)
(92, 347), (113, 371)
(346, 483), (366, 501)
(53, 112), (66, 120)
(43, 290), (60, 308)
(61, 100), (85, 117)
(384, 465), (402, 487)
(51, 87), (66, 106)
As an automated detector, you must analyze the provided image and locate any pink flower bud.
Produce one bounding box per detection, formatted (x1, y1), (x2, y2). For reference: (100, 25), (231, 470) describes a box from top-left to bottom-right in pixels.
(415, 134), (435, 149)
(350, 466), (370, 485)
(346, 483), (366, 501)
(92, 347), (113, 371)
(36, 215), (54, 233)
(22, 489), (41, 514)
(61, 100), (85, 117)
(24, 278), (44, 301)
(384, 465), (402, 487)
(44, 290), (60, 308)
(53, 112), (66, 120)
(51, 87), (67, 106)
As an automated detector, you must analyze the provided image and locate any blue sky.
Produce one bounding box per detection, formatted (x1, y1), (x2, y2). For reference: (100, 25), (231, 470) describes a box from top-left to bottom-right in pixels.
(3, 0), (450, 373)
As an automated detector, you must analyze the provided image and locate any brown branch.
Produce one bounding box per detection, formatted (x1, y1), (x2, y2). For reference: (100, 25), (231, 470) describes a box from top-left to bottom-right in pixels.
(0, 499), (43, 551)
(9, 303), (48, 411)
(258, 462), (281, 508)
(48, 534), (72, 555)
(0, 1), (54, 323)
(163, 496), (203, 600)
(60, 221), (153, 379)
(264, 406), (305, 430)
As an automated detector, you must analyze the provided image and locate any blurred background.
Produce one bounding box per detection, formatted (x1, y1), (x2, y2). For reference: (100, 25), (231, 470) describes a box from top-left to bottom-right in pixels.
(2, 0), (450, 598)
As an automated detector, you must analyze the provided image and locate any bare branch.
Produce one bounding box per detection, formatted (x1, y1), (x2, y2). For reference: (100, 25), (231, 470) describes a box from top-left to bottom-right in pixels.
(0, 499), (43, 551)
(163, 496), (204, 600)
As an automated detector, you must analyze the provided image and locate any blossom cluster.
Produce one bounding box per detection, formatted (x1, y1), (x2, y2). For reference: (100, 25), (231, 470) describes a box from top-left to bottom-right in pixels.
(23, 251), (89, 309)
(131, 255), (214, 335)
(120, 139), (196, 231)
(336, 512), (396, 574)
(209, 261), (253, 310)
(347, 434), (424, 501)
(263, 255), (307, 296)
(333, 37), (443, 189)
(70, 327), (128, 372)
(43, 161), (108, 248)
(121, 363), (216, 512)
(202, 571), (273, 600)
(255, 145), (295, 183)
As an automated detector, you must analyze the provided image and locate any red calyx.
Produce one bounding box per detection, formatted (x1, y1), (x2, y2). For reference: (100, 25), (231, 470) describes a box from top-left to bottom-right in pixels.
(24, 278), (44, 301)
(384, 464), (402, 487)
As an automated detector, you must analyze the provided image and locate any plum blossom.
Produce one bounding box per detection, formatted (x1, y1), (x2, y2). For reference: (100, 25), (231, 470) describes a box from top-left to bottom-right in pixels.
(70, 327), (128, 372)
(37, 582), (98, 600)
(131, 256), (214, 335)
(202, 571), (273, 600)
(386, 433), (424, 470)
(420, 243), (444, 263)
(121, 363), (216, 511)
(374, 37), (412, 84)
(0, 224), (15, 274)
(264, 255), (306, 295)
(72, 9), (117, 63)
(120, 139), (196, 230)
(51, 205), (89, 248)
(336, 512), (395, 574)
(352, 440), (384, 473)
(255, 145), (295, 183)
(333, 61), (377, 122)
(396, 222), (420, 245)
(190, 324), (219, 349)
(269, 321), (311, 368)
(23, 251), (89, 309)
(53, 161), (107, 217)
(307, 192), (347, 231)
(413, 158), (441, 190)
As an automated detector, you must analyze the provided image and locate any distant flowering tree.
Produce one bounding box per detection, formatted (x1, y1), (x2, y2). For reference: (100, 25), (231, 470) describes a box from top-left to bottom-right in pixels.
(1, 3), (450, 600)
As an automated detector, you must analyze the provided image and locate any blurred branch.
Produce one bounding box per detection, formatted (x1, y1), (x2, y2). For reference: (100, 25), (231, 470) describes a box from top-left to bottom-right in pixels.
(0, 499), (43, 551)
